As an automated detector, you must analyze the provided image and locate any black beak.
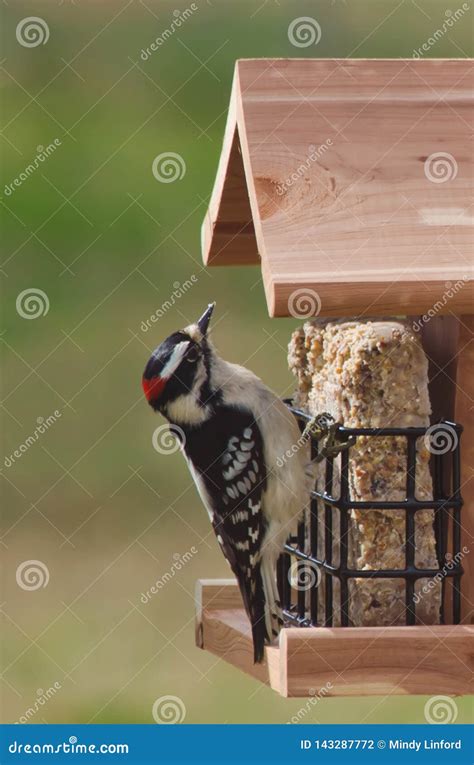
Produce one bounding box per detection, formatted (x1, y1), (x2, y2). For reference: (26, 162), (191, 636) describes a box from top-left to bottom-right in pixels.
(197, 302), (215, 336)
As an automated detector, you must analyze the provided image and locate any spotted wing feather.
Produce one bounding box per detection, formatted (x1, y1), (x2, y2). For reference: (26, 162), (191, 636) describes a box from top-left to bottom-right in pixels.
(182, 408), (268, 661)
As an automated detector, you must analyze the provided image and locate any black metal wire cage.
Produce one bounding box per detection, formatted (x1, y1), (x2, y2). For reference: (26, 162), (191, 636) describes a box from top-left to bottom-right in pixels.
(277, 403), (464, 629)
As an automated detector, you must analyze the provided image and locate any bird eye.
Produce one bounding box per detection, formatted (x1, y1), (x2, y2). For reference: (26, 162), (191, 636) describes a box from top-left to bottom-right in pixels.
(186, 346), (199, 363)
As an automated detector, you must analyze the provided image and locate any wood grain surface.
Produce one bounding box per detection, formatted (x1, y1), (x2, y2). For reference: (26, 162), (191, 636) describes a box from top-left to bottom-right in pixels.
(454, 317), (474, 624)
(202, 59), (474, 317)
(196, 580), (474, 697)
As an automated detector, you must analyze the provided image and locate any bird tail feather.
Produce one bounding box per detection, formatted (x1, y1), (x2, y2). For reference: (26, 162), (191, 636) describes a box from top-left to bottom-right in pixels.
(236, 564), (268, 664)
(261, 558), (283, 646)
(237, 561), (283, 664)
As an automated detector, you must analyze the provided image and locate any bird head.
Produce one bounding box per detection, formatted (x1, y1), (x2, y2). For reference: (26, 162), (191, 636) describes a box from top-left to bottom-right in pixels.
(142, 302), (216, 416)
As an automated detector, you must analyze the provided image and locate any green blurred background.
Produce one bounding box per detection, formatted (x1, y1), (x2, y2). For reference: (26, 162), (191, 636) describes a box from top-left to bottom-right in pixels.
(1, 0), (472, 725)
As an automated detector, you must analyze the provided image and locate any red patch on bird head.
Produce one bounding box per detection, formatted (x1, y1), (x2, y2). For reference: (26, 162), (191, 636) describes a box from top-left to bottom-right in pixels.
(142, 375), (167, 403)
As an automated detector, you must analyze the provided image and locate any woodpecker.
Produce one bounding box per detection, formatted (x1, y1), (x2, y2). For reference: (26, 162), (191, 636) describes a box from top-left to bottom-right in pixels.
(142, 303), (310, 662)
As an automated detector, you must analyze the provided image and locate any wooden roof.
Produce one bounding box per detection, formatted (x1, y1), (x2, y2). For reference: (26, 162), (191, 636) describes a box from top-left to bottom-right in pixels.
(202, 59), (473, 317)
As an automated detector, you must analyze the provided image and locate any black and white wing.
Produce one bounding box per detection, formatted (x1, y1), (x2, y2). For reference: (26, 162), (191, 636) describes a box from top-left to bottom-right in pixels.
(182, 407), (272, 662)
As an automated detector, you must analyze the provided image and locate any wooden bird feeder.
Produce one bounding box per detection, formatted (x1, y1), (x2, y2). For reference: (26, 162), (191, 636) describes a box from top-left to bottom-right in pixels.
(196, 59), (474, 697)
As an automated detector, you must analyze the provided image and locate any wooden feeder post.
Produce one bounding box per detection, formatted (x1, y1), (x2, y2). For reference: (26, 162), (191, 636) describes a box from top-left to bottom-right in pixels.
(197, 59), (474, 697)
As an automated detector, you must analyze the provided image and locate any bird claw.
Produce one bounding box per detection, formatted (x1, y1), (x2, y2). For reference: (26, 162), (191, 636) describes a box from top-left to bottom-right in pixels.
(303, 412), (356, 462)
(302, 411), (333, 441)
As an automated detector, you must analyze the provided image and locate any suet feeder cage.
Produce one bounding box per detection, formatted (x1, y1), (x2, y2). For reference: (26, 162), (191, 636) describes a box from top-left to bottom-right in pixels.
(195, 59), (474, 697)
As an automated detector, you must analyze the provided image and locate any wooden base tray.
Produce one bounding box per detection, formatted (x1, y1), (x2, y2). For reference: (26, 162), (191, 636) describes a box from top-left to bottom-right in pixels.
(196, 579), (474, 698)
